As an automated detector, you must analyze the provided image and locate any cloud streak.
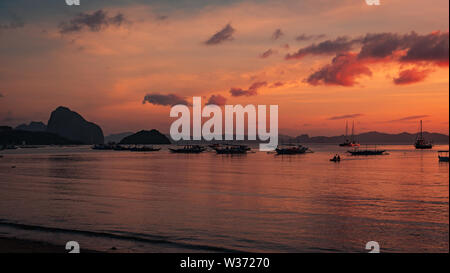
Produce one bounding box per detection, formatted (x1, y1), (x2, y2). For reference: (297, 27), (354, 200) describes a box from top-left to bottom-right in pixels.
(260, 49), (276, 58)
(59, 10), (128, 34)
(286, 36), (359, 60)
(328, 113), (364, 120)
(389, 115), (430, 122)
(204, 24), (235, 45)
(295, 34), (326, 42)
(142, 93), (189, 106)
(229, 81), (267, 97)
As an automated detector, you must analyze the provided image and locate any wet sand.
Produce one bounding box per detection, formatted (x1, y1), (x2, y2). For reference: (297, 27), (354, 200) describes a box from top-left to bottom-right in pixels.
(0, 237), (100, 253)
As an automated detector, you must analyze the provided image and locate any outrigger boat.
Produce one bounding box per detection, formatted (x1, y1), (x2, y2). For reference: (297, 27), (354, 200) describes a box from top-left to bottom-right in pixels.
(438, 151), (449, 162)
(414, 120), (433, 149)
(339, 121), (360, 147)
(212, 144), (251, 154)
(347, 146), (386, 156)
(169, 145), (206, 153)
(129, 145), (161, 152)
(92, 143), (116, 150)
(275, 144), (309, 155)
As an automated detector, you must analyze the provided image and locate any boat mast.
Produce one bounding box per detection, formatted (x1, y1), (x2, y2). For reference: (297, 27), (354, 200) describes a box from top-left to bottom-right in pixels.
(345, 121), (348, 138)
(351, 121), (355, 141)
(420, 120), (423, 139)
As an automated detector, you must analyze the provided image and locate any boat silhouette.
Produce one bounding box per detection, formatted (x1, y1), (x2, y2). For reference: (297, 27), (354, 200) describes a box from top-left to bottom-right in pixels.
(169, 145), (206, 153)
(414, 120), (433, 149)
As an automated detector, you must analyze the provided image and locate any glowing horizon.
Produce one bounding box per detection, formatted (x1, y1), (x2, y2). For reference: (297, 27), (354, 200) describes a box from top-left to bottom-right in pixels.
(0, 0), (448, 137)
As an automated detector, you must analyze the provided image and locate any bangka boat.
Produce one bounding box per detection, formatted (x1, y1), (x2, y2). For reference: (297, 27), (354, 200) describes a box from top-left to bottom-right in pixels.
(275, 144), (309, 155)
(414, 120), (433, 149)
(212, 145), (250, 154)
(92, 144), (115, 150)
(169, 145), (206, 153)
(438, 151), (449, 162)
(339, 121), (360, 147)
(347, 146), (386, 156)
(129, 145), (161, 152)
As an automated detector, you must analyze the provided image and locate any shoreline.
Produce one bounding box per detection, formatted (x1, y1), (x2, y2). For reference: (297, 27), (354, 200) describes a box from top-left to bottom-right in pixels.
(0, 236), (101, 253)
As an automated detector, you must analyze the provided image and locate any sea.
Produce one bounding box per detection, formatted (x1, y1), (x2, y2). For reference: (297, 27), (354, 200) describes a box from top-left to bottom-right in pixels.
(0, 144), (448, 253)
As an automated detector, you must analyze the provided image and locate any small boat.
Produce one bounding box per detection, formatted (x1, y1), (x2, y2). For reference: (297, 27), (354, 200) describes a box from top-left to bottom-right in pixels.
(339, 121), (360, 147)
(113, 145), (130, 151)
(414, 120), (433, 149)
(438, 151), (449, 162)
(347, 146), (386, 156)
(1, 145), (18, 150)
(169, 145), (206, 153)
(212, 145), (250, 154)
(92, 144), (115, 150)
(129, 145), (161, 152)
(275, 144), (309, 155)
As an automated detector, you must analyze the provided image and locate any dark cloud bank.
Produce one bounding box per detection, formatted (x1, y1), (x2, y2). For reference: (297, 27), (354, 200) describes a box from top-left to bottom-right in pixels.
(286, 31), (449, 86)
(59, 9), (128, 34)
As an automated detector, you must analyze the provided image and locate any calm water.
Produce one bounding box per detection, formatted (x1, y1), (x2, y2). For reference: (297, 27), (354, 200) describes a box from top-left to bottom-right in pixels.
(0, 145), (448, 253)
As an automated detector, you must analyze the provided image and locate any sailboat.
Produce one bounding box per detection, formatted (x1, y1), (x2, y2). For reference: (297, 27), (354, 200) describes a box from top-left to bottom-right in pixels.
(339, 121), (360, 147)
(414, 120), (433, 149)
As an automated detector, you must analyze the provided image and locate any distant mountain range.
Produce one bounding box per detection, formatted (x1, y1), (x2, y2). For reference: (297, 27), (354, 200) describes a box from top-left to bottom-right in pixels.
(287, 131), (449, 144)
(2, 107), (448, 146)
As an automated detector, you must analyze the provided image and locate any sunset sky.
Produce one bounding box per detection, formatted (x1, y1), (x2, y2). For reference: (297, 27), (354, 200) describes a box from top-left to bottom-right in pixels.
(0, 0), (448, 136)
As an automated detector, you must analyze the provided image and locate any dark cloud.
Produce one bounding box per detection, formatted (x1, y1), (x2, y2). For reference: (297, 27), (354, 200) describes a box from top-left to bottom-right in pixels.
(393, 68), (431, 85)
(358, 31), (449, 65)
(400, 31), (449, 66)
(295, 34), (326, 42)
(59, 10), (128, 34)
(328, 113), (364, 120)
(389, 115), (430, 122)
(156, 15), (168, 21)
(260, 49), (276, 58)
(286, 36), (359, 60)
(272, 29), (284, 40)
(204, 24), (235, 45)
(229, 81), (267, 97)
(0, 93), (3, 98)
(142, 93), (189, 106)
(306, 53), (372, 86)
(0, 14), (24, 30)
(270, 82), (285, 88)
(206, 94), (227, 106)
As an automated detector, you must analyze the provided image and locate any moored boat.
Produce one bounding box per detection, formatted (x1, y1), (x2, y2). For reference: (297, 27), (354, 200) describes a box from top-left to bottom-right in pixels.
(169, 145), (206, 153)
(129, 145), (161, 152)
(438, 150), (449, 162)
(275, 144), (309, 155)
(212, 145), (250, 154)
(414, 120), (433, 149)
(339, 121), (360, 147)
(347, 146), (386, 156)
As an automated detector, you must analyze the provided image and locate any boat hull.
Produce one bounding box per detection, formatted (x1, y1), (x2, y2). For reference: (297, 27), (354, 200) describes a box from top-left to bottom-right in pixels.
(415, 144), (433, 149)
(347, 150), (386, 156)
(439, 156), (449, 162)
